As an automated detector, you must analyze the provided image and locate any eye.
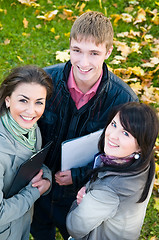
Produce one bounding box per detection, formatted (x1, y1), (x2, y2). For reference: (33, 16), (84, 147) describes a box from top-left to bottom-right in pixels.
(111, 121), (116, 128)
(72, 49), (80, 53)
(91, 52), (98, 56)
(36, 101), (44, 105)
(19, 99), (27, 103)
(123, 131), (129, 137)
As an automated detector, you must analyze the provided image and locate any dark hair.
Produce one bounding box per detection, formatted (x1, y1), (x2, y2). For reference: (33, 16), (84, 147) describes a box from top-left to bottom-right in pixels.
(0, 65), (53, 115)
(93, 102), (159, 202)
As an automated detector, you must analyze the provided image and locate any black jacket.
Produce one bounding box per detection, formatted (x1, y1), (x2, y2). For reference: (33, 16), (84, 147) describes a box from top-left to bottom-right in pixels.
(39, 61), (138, 198)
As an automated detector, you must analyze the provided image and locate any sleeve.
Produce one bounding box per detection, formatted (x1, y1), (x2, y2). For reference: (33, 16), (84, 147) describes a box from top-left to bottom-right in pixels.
(0, 160), (40, 226)
(71, 161), (94, 190)
(41, 163), (52, 195)
(66, 187), (119, 239)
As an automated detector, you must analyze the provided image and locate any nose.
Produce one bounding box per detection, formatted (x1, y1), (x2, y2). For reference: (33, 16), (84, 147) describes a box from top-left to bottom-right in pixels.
(80, 54), (89, 67)
(26, 103), (35, 115)
(109, 129), (119, 139)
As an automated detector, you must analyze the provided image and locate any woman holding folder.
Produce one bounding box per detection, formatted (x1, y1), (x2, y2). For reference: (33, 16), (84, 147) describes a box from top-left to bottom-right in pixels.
(0, 65), (52, 240)
(67, 102), (159, 240)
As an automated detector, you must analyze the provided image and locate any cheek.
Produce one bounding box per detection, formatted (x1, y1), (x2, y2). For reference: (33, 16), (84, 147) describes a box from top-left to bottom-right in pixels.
(37, 107), (45, 118)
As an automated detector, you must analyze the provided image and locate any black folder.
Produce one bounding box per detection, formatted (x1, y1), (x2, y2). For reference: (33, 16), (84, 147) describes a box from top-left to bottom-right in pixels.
(5, 141), (52, 198)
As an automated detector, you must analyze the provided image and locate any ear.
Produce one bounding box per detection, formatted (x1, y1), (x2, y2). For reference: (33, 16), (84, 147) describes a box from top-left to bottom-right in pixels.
(5, 96), (10, 108)
(105, 46), (113, 59)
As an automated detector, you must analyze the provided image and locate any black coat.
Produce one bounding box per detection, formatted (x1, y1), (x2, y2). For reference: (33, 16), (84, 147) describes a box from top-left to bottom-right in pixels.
(39, 60), (138, 197)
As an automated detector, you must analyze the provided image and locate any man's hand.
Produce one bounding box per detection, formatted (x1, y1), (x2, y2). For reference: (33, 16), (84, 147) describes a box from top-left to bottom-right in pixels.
(55, 170), (73, 186)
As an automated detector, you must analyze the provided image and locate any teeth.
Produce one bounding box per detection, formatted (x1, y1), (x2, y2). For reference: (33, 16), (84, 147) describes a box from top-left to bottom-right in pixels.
(109, 140), (118, 147)
(21, 116), (34, 121)
(79, 67), (90, 72)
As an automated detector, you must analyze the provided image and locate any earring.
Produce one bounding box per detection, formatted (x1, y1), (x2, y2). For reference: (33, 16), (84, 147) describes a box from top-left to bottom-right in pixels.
(134, 153), (140, 159)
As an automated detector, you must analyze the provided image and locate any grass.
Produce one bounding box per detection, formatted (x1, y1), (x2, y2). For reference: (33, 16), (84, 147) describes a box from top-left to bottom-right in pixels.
(0, 0), (159, 239)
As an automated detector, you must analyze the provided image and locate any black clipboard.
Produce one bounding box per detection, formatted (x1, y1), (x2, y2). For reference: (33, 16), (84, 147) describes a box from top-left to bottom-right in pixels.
(5, 141), (52, 198)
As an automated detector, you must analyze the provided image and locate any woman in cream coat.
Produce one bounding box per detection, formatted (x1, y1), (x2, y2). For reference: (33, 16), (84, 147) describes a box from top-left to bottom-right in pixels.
(0, 65), (53, 240)
(67, 102), (159, 240)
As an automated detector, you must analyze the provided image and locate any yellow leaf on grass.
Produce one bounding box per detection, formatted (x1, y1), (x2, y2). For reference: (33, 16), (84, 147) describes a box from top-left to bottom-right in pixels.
(130, 42), (142, 54)
(17, 0), (39, 7)
(128, 66), (145, 77)
(64, 32), (70, 37)
(121, 13), (133, 23)
(140, 86), (157, 104)
(151, 14), (159, 25)
(110, 14), (121, 25)
(55, 35), (60, 40)
(79, 3), (86, 12)
(56, 50), (70, 62)
(130, 82), (142, 95)
(23, 18), (28, 28)
(114, 41), (131, 57)
(154, 197), (159, 212)
(4, 39), (10, 45)
(63, 9), (73, 17)
(133, 8), (146, 25)
(22, 32), (30, 37)
(17, 56), (24, 62)
(51, 27), (55, 33)
(37, 10), (58, 21)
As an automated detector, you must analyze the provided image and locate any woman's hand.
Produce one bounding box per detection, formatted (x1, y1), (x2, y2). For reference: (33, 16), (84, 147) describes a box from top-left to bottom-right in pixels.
(77, 186), (86, 205)
(31, 169), (51, 195)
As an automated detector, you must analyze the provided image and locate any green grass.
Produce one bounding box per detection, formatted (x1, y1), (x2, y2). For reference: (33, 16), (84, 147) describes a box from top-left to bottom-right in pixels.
(0, 0), (159, 239)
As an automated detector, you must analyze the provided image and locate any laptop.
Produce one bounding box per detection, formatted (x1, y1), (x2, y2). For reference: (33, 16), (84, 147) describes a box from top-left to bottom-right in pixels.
(5, 141), (52, 198)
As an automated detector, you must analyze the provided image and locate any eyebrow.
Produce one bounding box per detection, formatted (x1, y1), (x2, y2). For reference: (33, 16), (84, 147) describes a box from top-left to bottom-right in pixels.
(71, 45), (101, 53)
(18, 94), (45, 101)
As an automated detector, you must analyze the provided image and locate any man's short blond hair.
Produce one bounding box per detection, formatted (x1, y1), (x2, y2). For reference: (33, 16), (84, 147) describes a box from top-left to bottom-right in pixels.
(70, 11), (114, 52)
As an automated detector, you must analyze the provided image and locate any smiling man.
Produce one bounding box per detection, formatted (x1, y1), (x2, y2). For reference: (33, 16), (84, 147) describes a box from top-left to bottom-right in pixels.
(31, 11), (139, 240)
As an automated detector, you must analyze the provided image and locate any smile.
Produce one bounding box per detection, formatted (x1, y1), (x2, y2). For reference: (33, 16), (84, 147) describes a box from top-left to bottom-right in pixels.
(108, 140), (119, 147)
(77, 66), (92, 73)
(21, 116), (35, 121)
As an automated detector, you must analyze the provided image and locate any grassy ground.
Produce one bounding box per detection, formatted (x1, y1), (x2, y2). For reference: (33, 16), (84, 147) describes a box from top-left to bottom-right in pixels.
(0, 0), (159, 239)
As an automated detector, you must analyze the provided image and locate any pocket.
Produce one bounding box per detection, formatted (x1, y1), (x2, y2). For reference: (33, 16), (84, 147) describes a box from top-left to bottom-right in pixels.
(0, 225), (11, 240)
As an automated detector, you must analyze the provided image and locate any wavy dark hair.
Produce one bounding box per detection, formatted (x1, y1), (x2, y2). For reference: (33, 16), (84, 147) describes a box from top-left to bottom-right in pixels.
(91, 102), (159, 203)
(0, 65), (53, 116)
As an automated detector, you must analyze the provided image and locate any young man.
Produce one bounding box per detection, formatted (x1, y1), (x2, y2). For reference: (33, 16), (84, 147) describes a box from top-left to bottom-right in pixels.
(31, 11), (138, 240)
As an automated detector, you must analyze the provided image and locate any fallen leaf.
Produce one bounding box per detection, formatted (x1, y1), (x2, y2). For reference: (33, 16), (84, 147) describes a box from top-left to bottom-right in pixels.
(130, 42), (142, 53)
(37, 10), (58, 21)
(141, 62), (155, 68)
(22, 32), (30, 37)
(17, 0), (39, 7)
(63, 9), (73, 17)
(151, 14), (159, 25)
(79, 3), (86, 12)
(36, 24), (42, 29)
(110, 14), (121, 25)
(56, 50), (70, 62)
(121, 13), (133, 23)
(99, 0), (102, 9)
(55, 35), (60, 40)
(17, 56), (24, 62)
(144, 34), (153, 42)
(128, 66), (145, 76)
(133, 8), (146, 25)
(130, 82), (142, 95)
(51, 27), (55, 33)
(23, 18), (28, 28)
(4, 39), (10, 45)
(64, 32), (70, 37)
(154, 197), (159, 211)
(114, 40), (131, 57)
